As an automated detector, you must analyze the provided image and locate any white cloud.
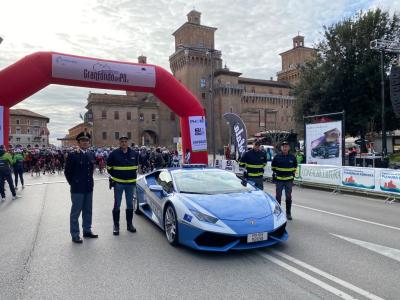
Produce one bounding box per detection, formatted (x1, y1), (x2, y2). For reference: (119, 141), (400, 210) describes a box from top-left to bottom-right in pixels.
(0, 0), (396, 145)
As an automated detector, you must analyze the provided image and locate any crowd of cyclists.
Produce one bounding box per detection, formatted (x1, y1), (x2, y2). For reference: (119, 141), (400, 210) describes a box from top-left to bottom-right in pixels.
(5, 145), (182, 177)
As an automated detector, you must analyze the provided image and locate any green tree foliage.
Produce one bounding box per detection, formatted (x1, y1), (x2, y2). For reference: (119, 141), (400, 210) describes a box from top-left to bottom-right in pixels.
(295, 9), (400, 137)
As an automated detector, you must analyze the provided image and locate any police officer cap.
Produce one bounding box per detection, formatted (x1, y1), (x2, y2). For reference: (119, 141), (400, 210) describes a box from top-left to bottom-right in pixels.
(76, 131), (91, 141)
(119, 135), (129, 141)
(281, 141), (289, 146)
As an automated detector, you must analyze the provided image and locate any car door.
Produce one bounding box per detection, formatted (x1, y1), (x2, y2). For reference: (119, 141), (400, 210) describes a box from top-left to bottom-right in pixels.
(148, 170), (173, 224)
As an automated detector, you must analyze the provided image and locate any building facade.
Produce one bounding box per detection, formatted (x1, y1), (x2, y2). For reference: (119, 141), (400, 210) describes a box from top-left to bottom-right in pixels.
(59, 122), (93, 148)
(65, 10), (314, 152)
(86, 89), (178, 148)
(169, 10), (307, 152)
(9, 109), (50, 148)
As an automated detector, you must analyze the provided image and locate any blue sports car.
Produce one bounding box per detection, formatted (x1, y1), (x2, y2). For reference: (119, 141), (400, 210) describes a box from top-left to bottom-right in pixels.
(135, 165), (288, 252)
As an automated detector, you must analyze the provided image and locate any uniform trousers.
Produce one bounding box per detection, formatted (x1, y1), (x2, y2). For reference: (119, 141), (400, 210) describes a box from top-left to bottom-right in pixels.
(70, 192), (93, 238)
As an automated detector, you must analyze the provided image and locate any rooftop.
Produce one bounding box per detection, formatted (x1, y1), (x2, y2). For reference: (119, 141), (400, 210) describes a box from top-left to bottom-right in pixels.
(10, 109), (49, 122)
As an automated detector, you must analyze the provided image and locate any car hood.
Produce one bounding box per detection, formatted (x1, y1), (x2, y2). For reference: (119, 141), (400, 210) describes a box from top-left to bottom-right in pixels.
(179, 190), (272, 221)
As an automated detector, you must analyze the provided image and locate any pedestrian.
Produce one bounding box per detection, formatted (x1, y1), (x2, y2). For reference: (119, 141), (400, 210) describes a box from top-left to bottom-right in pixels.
(153, 147), (165, 170)
(184, 148), (191, 164)
(12, 148), (25, 190)
(64, 131), (98, 244)
(295, 148), (304, 166)
(0, 145), (18, 201)
(239, 140), (267, 190)
(271, 141), (297, 220)
(106, 136), (139, 235)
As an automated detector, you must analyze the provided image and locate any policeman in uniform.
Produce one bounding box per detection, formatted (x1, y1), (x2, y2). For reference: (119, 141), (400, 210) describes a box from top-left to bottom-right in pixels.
(239, 140), (267, 190)
(271, 141), (297, 220)
(64, 131), (98, 243)
(107, 135), (139, 235)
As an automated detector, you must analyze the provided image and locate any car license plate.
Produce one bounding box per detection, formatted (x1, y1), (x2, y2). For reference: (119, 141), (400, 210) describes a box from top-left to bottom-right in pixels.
(247, 232), (268, 243)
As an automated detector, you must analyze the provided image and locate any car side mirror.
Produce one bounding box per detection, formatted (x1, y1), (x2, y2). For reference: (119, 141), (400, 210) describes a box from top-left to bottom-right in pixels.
(149, 184), (164, 192)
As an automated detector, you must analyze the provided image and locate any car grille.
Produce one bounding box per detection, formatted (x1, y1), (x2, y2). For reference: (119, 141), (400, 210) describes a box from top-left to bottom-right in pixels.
(194, 223), (287, 248)
(195, 232), (237, 247)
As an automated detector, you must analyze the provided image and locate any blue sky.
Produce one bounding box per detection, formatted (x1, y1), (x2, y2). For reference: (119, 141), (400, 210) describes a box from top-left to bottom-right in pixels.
(0, 0), (398, 145)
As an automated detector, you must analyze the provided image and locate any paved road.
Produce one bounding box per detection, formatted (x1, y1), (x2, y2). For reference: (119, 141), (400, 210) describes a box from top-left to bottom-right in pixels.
(0, 173), (399, 299)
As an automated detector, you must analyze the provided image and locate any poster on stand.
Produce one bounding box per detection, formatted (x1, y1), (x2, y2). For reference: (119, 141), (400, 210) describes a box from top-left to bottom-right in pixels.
(306, 121), (342, 166)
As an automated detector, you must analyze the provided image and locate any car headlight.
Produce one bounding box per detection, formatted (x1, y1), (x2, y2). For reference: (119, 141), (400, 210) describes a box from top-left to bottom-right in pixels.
(273, 202), (282, 216)
(189, 209), (218, 224)
(266, 193), (282, 216)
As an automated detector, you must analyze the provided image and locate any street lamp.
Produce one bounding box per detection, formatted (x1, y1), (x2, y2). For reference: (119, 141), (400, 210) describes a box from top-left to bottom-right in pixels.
(370, 39), (400, 157)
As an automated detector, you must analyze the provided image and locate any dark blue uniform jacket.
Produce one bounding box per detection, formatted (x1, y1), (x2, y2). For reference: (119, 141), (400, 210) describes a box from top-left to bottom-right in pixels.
(64, 150), (95, 193)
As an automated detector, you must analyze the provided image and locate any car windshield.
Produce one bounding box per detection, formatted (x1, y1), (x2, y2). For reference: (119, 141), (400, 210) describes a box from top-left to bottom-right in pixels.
(172, 169), (256, 194)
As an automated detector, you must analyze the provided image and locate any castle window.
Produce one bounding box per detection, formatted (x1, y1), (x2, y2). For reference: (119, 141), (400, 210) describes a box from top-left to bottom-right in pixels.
(200, 78), (206, 89)
(202, 93), (206, 99)
(127, 111), (131, 120)
(127, 132), (132, 140)
(152, 114), (156, 122)
(102, 132), (107, 140)
(102, 111), (107, 119)
(115, 132), (119, 140)
(114, 111), (119, 120)
(139, 113), (144, 121)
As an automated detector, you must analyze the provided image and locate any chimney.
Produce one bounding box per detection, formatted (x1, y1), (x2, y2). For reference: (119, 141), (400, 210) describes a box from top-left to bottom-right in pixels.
(138, 55), (147, 64)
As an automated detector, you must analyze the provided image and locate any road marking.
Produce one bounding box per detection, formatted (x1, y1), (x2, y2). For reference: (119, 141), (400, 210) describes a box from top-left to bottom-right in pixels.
(269, 250), (384, 300)
(294, 204), (400, 231)
(332, 234), (400, 263)
(258, 252), (359, 300)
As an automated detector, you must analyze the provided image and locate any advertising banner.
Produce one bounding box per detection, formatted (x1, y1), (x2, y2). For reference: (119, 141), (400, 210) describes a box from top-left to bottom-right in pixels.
(52, 54), (156, 88)
(300, 164), (341, 185)
(223, 113), (248, 158)
(306, 121), (342, 166)
(214, 159), (222, 169)
(188, 116), (207, 152)
(342, 167), (375, 190)
(0, 106), (3, 146)
(379, 170), (400, 194)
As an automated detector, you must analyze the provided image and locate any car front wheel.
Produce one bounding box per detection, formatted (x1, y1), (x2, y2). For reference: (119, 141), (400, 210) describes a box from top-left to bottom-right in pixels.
(164, 205), (179, 246)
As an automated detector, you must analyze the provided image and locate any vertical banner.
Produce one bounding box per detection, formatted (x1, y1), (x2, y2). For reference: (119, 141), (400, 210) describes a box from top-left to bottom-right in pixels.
(342, 167), (375, 190)
(306, 120), (342, 166)
(188, 116), (207, 152)
(0, 106), (4, 146)
(223, 113), (248, 158)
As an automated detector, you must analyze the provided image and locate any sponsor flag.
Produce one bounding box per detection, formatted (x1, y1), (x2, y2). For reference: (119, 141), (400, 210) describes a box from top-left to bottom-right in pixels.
(223, 113), (247, 158)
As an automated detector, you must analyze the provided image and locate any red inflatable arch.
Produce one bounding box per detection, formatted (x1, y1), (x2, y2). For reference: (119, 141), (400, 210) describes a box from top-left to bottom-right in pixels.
(0, 52), (208, 164)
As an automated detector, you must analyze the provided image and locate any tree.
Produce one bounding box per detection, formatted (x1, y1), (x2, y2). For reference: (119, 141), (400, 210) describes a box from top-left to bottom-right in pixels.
(294, 9), (400, 137)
